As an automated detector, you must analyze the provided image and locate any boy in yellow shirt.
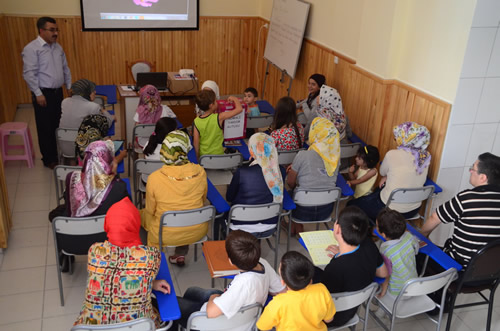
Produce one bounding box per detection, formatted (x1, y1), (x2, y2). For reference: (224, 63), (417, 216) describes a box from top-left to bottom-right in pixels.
(256, 251), (335, 331)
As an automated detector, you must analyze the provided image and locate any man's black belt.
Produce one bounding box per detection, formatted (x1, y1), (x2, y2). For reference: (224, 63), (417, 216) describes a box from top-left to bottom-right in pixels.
(40, 87), (62, 92)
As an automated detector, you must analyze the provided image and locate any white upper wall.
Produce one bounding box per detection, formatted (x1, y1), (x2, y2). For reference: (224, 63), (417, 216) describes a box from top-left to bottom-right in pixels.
(260, 0), (477, 103)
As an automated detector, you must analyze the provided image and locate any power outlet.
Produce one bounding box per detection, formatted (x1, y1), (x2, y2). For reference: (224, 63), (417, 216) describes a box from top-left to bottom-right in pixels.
(264, 23), (269, 28)
(334, 56), (339, 64)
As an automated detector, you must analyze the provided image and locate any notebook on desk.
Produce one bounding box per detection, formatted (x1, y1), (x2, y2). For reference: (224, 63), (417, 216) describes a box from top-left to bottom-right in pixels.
(135, 72), (168, 91)
(202, 240), (240, 278)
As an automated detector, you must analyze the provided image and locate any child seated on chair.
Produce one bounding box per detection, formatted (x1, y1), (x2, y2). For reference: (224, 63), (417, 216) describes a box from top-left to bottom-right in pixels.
(376, 208), (419, 299)
(315, 206), (388, 327)
(347, 145), (380, 199)
(193, 90), (243, 159)
(257, 251), (336, 331)
(176, 230), (285, 330)
(244, 87), (260, 117)
(270, 96), (304, 152)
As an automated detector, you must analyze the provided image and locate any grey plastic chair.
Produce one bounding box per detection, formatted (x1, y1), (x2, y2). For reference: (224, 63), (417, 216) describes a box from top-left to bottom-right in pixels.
(385, 185), (435, 222)
(56, 127), (79, 163)
(328, 282), (379, 331)
(227, 202), (283, 270)
(246, 114), (274, 129)
(128, 124), (155, 176)
(71, 317), (171, 330)
(288, 187), (342, 252)
(339, 143), (361, 174)
(53, 165), (82, 206)
(370, 268), (457, 331)
(181, 303), (262, 331)
(159, 206), (216, 262)
(277, 148), (305, 165)
(133, 159), (163, 208)
(199, 153), (244, 170)
(52, 215), (107, 306)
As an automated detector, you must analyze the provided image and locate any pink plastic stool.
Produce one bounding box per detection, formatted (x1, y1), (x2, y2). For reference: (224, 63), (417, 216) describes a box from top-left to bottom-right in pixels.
(0, 122), (35, 168)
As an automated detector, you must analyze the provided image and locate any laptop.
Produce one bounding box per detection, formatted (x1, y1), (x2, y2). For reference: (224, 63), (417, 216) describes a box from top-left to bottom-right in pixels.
(135, 72), (168, 91)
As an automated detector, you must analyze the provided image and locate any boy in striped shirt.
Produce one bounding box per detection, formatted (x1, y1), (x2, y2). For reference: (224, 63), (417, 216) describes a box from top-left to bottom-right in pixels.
(376, 208), (419, 298)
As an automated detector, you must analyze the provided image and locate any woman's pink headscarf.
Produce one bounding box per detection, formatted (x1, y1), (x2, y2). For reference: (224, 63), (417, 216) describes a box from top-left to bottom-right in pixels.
(136, 84), (162, 124)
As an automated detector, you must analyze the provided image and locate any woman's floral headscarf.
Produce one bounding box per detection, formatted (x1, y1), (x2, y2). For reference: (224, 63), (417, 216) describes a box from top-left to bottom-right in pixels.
(309, 117), (340, 177)
(249, 133), (283, 203)
(393, 122), (431, 175)
(136, 85), (162, 124)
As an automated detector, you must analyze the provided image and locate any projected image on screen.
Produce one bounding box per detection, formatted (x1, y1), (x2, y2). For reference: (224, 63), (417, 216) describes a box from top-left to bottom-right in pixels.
(133, 0), (158, 8)
(81, 0), (198, 30)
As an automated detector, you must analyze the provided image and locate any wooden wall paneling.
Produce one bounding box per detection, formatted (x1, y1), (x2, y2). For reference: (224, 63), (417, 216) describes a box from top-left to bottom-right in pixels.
(0, 15), (21, 123)
(3, 15), (450, 180)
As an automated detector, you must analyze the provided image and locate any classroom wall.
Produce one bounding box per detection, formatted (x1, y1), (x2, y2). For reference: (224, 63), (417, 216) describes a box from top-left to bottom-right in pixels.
(259, 0), (476, 102)
(430, 0), (500, 245)
(258, 0), (363, 61)
(0, 0), (260, 16)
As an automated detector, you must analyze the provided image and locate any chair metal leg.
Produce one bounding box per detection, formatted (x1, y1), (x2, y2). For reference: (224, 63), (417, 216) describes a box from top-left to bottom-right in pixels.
(54, 246), (65, 306)
(486, 284), (498, 331)
(274, 224), (280, 270)
(287, 219), (292, 252)
(445, 290), (459, 331)
(194, 244), (198, 262)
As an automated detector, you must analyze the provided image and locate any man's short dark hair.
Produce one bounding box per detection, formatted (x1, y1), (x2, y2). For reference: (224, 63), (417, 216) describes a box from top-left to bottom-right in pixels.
(244, 87), (258, 97)
(336, 206), (369, 245)
(225, 230), (260, 271)
(195, 89), (216, 111)
(280, 251), (314, 291)
(376, 208), (406, 240)
(477, 152), (500, 186)
(37, 17), (56, 31)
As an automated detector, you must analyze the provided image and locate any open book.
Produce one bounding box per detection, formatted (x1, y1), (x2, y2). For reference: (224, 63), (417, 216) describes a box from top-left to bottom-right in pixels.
(300, 230), (338, 266)
(202, 241), (240, 278)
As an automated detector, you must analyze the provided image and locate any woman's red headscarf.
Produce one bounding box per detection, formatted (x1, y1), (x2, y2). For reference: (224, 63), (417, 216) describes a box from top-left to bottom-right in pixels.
(104, 197), (143, 248)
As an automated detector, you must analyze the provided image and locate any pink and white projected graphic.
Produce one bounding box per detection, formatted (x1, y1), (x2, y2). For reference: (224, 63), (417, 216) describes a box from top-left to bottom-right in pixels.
(133, 0), (158, 8)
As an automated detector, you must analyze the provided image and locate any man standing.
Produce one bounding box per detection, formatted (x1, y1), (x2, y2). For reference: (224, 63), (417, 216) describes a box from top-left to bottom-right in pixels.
(421, 152), (500, 268)
(22, 16), (71, 169)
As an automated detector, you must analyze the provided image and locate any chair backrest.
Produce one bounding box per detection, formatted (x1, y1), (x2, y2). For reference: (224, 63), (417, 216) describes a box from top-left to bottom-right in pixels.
(186, 303), (262, 331)
(332, 282), (379, 312)
(293, 188), (342, 207)
(132, 124), (155, 145)
(199, 153), (243, 170)
(386, 185), (435, 206)
(159, 206), (216, 248)
(127, 60), (155, 82)
(53, 165), (82, 205)
(297, 112), (307, 125)
(340, 143), (361, 159)
(461, 239), (500, 284)
(398, 268), (457, 298)
(56, 127), (79, 159)
(246, 114), (274, 129)
(277, 149), (304, 165)
(228, 202), (282, 223)
(93, 95), (106, 108)
(52, 215), (106, 255)
(71, 317), (155, 330)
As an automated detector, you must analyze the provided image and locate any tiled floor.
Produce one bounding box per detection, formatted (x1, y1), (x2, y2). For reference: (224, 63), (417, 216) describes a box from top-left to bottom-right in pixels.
(1, 106), (500, 330)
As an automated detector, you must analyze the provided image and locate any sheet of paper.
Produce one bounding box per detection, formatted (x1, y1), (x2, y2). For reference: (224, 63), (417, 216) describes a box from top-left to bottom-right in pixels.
(223, 111), (246, 140)
(300, 230), (338, 266)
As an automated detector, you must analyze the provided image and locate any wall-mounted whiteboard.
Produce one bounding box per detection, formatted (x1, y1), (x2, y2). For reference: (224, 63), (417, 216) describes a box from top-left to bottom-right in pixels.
(264, 0), (310, 79)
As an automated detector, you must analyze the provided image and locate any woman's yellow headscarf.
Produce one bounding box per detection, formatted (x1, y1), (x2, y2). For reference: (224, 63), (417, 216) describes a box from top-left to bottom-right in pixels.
(309, 117), (340, 177)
